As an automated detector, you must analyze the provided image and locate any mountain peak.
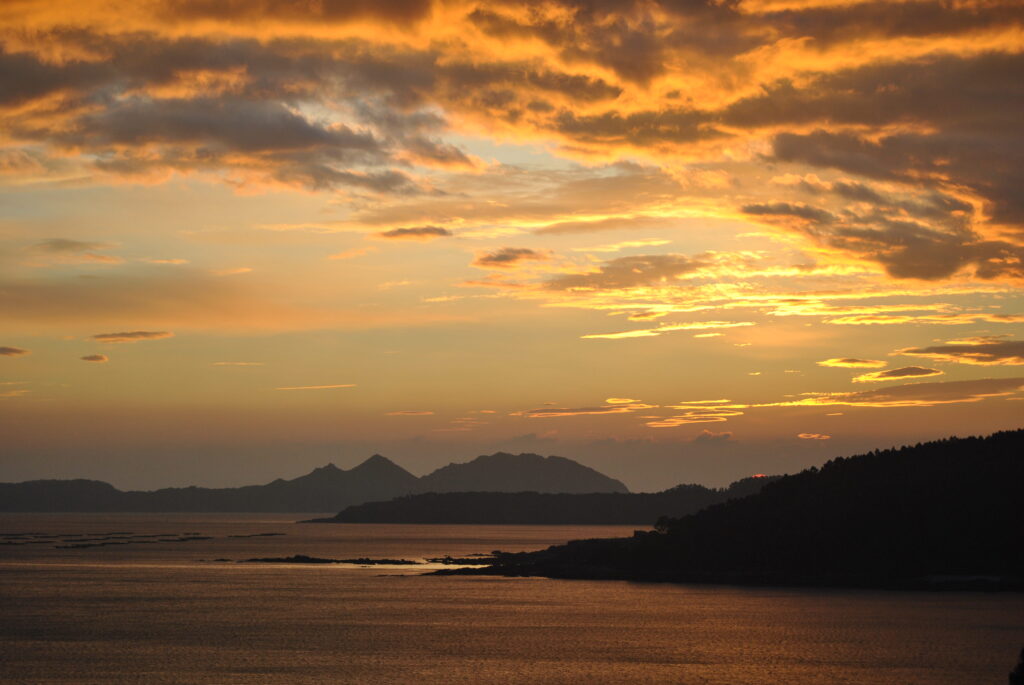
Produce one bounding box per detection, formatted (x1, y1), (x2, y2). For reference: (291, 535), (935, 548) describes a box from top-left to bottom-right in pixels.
(415, 452), (629, 494)
(348, 454), (418, 483)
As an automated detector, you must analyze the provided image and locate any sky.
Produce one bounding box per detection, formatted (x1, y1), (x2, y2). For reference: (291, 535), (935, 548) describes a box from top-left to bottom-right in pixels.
(1, 0), (1022, 492)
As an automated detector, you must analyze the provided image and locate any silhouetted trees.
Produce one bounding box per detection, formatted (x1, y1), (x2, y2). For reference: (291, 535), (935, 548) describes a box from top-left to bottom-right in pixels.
(311, 476), (777, 525)
(460, 430), (1024, 589)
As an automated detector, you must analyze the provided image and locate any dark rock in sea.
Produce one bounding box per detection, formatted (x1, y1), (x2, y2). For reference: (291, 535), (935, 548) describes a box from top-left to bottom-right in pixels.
(243, 554), (422, 565)
(1010, 646), (1024, 685)
(425, 555), (500, 565)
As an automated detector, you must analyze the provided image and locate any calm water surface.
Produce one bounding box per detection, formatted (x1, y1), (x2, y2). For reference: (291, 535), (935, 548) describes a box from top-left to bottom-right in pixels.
(1, 514), (1021, 684)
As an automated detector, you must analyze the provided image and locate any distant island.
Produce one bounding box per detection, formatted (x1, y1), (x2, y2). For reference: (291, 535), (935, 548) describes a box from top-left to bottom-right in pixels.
(436, 430), (1024, 591)
(0, 452), (627, 512)
(305, 476), (777, 524)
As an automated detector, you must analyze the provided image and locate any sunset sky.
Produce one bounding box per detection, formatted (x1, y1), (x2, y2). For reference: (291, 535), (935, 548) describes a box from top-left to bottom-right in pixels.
(1, 0), (1022, 491)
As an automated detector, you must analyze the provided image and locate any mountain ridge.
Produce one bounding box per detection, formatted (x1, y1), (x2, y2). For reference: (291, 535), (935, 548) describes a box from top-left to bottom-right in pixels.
(0, 452), (629, 513)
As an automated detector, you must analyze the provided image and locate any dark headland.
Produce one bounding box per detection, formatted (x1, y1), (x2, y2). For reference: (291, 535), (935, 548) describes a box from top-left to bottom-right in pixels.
(304, 476), (776, 524)
(434, 430), (1024, 591)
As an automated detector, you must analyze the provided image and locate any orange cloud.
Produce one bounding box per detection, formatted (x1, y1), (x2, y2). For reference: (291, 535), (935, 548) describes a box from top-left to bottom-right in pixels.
(571, 239), (672, 253)
(581, 321), (754, 340)
(798, 433), (831, 440)
(275, 384), (356, 390)
(516, 400), (656, 418)
(80, 354), (108, 362)
(328, 247), (376, 260)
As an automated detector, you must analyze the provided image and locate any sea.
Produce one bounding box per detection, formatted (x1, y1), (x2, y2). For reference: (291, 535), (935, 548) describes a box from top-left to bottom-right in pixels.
(1, 514), (1021, 684)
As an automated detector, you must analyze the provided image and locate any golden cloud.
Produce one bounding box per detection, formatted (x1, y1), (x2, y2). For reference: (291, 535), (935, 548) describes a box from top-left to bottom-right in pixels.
(582, 321), (755, 340)
(817, 358), (886, 369)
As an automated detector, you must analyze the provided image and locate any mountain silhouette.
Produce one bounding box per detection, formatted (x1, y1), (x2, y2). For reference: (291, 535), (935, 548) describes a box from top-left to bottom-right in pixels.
(441, 430), (1024, 590)
(412, 452), (628, 495)
(0, 452), (626, 512)
(309, 477), (774, 524)
(0, 455), (417, 513)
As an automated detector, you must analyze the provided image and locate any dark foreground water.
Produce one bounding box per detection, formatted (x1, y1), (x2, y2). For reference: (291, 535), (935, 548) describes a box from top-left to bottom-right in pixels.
(1, 514), (1021, 684)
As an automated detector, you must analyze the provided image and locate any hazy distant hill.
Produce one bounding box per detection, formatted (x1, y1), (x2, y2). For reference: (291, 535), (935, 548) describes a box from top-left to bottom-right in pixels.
(444, 430), (1024, 590)
(412, 452), (629, 495)
(0, 452), (628, 512)
(0, 455), (418, 513)
(309, 477), (775, 524)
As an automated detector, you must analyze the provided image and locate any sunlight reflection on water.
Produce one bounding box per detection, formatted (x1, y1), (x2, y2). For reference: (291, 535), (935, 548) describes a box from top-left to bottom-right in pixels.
(1, 514), (1021, 684)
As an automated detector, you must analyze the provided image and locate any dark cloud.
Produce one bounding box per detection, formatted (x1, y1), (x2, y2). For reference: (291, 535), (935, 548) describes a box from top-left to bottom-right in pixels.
(897, 340), (1024, 366)
(81, 354), (109, 362)
(693, 429), (733, 443)
(0, 47), (109, 108)
(473, 248), (549, 269)
(3, 2), (1022, 285)
(401, 137), (476, 168)
(554, 107), (721, 146)
(469, 1), (747, 86)
(546, 253), (709, 290)
(727, 52), (1024, 133)
(0, 346), (29, 356)
(853, 366), (943, 383)
(742, 195), (1023, 280)
(0, 31), (627, 192)
(727, 52), (1024, 276)
(59, 97), (379, 153)
(92, 331), (174, 343)
(376, 226), (452, 240)
(33, 239), (113, 253)
(771, 117), (1024, 231)
(161, 0), (434, 26)
(440, 60), (622, 103)
(741, 202), (835, 225)
(765, 0), (1024, 50)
